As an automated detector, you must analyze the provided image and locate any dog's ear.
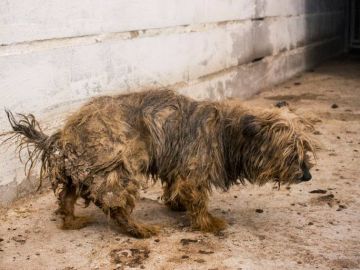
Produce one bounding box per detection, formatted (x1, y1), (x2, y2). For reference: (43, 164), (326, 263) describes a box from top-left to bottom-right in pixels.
(240, 114), (261, 138)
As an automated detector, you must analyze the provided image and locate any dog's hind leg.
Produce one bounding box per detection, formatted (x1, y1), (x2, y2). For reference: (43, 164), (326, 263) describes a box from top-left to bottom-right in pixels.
(53, 180), (90, 230)
(91, 171), (158, 238)
(173, 179), (227, 233)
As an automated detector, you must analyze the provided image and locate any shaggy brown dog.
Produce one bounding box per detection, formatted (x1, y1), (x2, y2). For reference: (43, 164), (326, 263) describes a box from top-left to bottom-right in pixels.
(2, 90), (316, 238)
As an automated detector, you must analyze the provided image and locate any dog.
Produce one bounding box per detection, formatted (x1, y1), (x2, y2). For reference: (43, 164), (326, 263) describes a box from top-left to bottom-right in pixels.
(2, 89), (316, 238)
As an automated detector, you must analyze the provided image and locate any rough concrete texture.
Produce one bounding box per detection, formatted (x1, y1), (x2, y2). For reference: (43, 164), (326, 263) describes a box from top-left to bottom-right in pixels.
(0, 57), (359, 270)
(0, 0), (344, 45)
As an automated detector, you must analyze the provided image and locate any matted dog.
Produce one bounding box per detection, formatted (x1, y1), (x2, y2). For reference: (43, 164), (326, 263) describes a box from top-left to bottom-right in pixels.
(2, 90), (316, 238)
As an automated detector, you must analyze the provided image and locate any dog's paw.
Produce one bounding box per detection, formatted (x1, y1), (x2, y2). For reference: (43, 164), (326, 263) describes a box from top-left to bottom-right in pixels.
(128, 223), (160, 239)
(61, 216), (91, 230)
(208, 215), (227, 232)
(193, 214), (227, 233)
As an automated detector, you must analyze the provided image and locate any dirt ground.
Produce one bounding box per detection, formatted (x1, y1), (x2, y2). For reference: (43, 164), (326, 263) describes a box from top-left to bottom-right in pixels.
(1, 56), (360, 270)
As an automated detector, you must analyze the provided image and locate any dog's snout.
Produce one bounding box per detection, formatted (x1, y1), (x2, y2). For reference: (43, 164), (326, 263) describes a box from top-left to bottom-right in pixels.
(300, 163), (312, 182)
(301, 171), (312, 181)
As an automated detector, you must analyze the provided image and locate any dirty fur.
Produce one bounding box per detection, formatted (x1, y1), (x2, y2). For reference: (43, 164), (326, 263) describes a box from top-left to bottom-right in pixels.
(1, 89), (316, 238)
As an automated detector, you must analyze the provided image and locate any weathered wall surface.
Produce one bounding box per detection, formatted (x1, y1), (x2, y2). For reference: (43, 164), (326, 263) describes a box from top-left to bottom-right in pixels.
(0, 0), (346, 204)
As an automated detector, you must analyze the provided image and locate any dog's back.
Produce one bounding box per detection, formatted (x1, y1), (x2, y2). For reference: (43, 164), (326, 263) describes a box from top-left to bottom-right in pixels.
(60, 89), (225, 186)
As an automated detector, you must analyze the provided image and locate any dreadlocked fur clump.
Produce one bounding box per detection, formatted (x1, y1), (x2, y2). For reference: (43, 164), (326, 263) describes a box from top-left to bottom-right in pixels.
(2, 89), (316, 238)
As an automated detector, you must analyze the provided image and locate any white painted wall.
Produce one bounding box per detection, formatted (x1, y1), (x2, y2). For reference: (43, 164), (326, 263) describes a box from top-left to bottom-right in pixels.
(0, 0), (346, 204)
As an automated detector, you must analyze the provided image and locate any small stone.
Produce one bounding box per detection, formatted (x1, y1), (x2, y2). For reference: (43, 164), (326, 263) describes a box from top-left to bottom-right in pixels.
(337, 205), (347, 211)
(180, 239), (198, 245)
(255, 209), (264, 213)
(55, 248), (66, 254)
(308, 222), (314, 226)
(198, 250), (214, 254)
(309, 189), (327, 194)
(11, 235), (26, 244)
(331, 103), (339, 109)
(181, 255), (189, 259)
(215, 231), (226, 238)
(318, 194), (335, 201)
(275, 101), (289, 108)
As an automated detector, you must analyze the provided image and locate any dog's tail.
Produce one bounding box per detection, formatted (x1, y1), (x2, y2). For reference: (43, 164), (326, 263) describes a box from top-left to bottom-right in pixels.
(1, 110), (61, 190)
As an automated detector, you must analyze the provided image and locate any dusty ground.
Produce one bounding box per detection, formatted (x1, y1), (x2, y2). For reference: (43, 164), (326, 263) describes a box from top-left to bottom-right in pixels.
(1, 56), (360, 270)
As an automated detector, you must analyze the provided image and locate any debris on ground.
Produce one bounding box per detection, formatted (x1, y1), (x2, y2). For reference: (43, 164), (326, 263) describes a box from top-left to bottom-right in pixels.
(110, 247), (150, 269)
(180, 239), (199, 245)
(274, 100), (289, 108)
(309, 189), (327, 194)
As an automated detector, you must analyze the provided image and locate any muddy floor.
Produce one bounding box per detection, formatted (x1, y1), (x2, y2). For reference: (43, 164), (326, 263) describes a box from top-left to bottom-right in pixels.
(1, 56), (360, 270)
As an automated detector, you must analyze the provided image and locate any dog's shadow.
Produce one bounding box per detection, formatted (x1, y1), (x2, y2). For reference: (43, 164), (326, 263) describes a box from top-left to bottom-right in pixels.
(71, 197), (188, 232)
(69, 196), (293, 236)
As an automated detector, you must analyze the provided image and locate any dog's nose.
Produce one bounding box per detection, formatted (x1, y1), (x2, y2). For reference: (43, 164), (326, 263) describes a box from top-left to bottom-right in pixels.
(301, 171), (312, 181)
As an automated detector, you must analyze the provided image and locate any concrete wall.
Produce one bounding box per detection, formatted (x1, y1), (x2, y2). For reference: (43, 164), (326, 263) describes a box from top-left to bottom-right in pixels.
(0, 0), (346, 204)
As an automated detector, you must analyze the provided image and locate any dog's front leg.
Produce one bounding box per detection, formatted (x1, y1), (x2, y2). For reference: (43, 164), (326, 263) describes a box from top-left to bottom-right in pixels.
(162, 182), (187, 212)
(173, 179), (227, 233)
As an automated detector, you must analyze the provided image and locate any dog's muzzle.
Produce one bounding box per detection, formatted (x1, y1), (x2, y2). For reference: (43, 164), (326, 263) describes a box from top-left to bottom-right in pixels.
(301, 168), (312, 181)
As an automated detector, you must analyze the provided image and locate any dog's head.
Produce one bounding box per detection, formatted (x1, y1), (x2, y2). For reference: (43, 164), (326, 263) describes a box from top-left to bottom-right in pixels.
(238, 109), (317, 185)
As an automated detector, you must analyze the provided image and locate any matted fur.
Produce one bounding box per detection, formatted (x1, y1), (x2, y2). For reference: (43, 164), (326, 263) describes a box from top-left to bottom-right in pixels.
(1, 89), (316, 238)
